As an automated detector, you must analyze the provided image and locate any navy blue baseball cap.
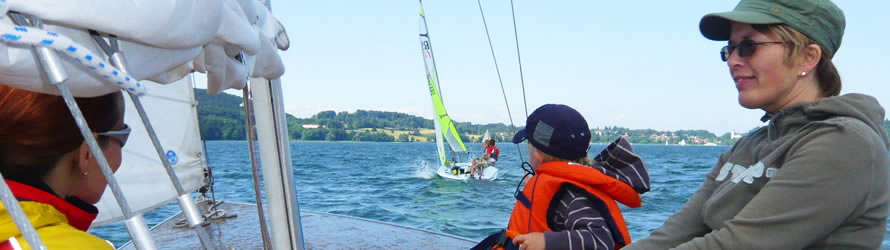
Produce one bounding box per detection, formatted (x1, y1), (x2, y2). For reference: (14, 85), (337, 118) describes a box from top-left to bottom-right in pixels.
(513, 104), (591, 159)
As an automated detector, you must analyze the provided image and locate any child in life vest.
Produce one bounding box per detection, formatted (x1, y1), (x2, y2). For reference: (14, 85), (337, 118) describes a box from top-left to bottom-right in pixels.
(473, 104), (650, 250)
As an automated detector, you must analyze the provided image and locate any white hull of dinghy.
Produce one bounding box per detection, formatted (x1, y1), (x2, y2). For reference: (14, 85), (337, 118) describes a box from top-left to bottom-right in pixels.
(436, 164), (498, 181)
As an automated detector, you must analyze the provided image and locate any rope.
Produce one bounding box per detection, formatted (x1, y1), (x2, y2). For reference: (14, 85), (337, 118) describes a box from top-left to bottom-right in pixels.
(475, 0), (524, 161)
(0, 14), (146, 96)
(174, 199), (237, 228)
(509, 0), (529, 119)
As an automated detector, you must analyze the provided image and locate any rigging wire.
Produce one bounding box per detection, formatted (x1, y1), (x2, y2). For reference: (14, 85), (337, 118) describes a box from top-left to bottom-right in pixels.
(475, 0), (524, 161)
(509, 0), (529, 119)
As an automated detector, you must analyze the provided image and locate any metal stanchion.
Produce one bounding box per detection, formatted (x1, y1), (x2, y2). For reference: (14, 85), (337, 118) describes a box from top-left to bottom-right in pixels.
(242, 88), (273, 249)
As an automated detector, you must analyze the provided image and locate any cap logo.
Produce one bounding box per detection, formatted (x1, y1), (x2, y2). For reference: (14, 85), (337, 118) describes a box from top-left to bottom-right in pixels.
(533, 120), (554, 148)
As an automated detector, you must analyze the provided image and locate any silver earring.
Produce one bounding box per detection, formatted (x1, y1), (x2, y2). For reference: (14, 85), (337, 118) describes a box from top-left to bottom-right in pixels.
(83, 172), (88, 176)
(801, 72), (807, 76)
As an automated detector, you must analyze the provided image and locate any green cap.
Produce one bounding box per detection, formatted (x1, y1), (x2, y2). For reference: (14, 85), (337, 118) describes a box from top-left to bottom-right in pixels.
(699, 0), (845, 58)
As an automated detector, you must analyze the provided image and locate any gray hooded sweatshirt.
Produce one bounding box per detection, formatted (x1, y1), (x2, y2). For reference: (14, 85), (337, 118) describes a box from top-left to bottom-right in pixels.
(626, 94), (890, 249)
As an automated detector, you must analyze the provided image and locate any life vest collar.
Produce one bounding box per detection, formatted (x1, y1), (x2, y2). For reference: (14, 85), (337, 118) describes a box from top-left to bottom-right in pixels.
(535, 161), (642, 208)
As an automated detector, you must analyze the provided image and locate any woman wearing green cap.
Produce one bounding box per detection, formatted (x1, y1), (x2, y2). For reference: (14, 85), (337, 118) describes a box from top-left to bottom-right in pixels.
(626, 0), (890, 249)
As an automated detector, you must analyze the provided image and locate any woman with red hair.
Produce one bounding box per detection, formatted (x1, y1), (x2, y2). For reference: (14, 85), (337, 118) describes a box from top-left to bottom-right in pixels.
(0, 85), (128, 249)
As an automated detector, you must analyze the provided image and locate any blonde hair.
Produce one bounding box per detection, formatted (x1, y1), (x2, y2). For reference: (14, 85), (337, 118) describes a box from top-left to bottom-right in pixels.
(752, 24), (842, 97)
(530, 144), (592, 166)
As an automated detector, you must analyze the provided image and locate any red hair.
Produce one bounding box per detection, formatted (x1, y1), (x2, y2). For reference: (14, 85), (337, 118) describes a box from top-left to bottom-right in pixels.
(0, 84), (122, 177)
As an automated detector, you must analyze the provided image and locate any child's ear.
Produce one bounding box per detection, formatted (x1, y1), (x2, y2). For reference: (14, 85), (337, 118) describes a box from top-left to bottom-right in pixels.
(530, 148), (543, 164)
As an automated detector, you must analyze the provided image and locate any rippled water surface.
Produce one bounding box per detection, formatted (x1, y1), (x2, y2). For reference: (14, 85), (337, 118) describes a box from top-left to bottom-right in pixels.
(91, 141), (890, 248)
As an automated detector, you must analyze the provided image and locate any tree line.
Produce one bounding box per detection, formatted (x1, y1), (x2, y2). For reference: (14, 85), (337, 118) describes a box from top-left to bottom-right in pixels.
(196, 89), (890, 144)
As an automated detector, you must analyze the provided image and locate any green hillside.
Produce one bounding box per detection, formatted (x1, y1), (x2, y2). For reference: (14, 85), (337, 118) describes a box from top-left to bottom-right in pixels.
(194, 89), (890, 144)
(195, 89), (246, 140)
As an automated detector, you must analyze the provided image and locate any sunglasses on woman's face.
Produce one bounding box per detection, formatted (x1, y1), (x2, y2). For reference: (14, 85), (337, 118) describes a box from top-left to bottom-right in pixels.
(98, 124), (131, 147)
(720, 40), (784, 62)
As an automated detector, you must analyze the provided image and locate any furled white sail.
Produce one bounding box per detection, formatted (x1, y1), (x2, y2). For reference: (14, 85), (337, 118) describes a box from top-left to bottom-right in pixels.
(0, 0), (287, 97)
(92, 75), (207, 226)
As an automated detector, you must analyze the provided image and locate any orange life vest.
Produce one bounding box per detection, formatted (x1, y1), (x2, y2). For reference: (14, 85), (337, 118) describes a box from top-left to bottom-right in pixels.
(506, 161), (641, 248)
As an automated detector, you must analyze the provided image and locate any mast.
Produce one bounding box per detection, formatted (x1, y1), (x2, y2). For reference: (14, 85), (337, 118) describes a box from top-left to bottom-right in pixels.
(419, 1), (468, 166)
(253, 1), (305, 249)
(251, 77), (304, 249)
(419, 1), (447, 166)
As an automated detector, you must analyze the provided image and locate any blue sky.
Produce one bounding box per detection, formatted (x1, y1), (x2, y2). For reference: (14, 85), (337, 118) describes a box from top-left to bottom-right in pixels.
(263, 1), (889, 135)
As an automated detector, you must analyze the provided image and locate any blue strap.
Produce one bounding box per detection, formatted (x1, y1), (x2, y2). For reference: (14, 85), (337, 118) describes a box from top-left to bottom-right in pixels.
(515, 191), (531, 208)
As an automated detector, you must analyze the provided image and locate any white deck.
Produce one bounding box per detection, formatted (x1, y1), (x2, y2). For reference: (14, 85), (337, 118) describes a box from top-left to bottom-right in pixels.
(118, 201), (478, 249)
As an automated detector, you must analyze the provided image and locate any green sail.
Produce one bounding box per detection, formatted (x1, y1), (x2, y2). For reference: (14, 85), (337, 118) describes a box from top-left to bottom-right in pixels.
(427, 75), (468, 153)
(419, 1), (467, 166)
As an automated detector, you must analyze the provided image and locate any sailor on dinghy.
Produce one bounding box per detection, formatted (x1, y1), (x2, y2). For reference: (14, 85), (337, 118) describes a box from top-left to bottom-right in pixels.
(469, 139), (499, 178)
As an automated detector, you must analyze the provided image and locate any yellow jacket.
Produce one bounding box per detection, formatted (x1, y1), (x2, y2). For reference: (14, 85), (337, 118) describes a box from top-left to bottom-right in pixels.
(0, 201), (112, 249)
(0, 180), (112, 250)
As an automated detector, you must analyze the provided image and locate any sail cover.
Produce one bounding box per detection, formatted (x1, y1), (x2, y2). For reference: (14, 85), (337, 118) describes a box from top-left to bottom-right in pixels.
(419, 2), (468, 160)
(92, 75), (207, 226)
(0, 0), (287, 97)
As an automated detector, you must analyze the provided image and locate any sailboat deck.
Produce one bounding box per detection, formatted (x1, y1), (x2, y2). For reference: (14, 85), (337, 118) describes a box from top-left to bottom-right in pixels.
(119, 201), (478, 249)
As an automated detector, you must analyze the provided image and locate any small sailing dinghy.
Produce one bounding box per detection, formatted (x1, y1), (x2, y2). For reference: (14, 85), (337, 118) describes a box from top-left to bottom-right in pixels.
(419, 1), (498, 181)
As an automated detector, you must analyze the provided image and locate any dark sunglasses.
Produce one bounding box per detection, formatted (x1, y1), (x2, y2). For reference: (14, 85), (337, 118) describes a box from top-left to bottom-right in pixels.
(98, 124), (131, 147)
(720, 40), (784, 62)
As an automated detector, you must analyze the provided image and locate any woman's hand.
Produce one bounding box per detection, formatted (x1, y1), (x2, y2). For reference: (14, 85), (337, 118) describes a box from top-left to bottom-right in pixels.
(512, 232), (546, 250)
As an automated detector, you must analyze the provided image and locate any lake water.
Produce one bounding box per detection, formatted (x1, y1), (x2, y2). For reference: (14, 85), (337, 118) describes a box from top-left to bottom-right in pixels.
(91, 141), (890, 248)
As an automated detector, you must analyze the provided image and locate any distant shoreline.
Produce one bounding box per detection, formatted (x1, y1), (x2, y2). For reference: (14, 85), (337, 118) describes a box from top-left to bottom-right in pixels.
(203, 139), (732, 146)
(195, 89), (890, 144)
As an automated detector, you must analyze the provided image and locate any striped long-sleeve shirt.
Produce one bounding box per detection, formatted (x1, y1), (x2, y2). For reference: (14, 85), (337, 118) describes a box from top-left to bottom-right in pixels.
(544, 137), (650, 250)
(544, 186), (615, 250)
